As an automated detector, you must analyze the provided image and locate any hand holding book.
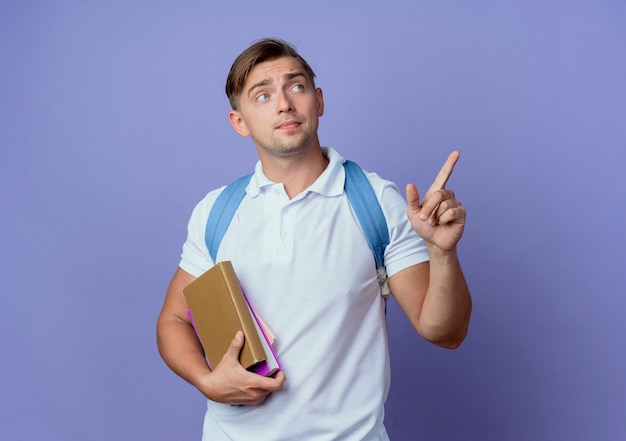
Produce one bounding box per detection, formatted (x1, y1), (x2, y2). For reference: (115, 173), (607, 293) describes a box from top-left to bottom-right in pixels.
(184, 261), (281, 377)
(195, 329), (285, 406)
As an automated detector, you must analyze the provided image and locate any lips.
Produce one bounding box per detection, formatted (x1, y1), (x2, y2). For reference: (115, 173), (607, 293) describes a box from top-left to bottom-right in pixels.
(277, 120), (301, 130)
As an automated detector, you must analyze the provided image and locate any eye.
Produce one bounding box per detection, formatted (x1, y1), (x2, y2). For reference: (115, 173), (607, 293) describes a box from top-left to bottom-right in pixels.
(291, 84), (304, 93)
(256, 93), (270, 102)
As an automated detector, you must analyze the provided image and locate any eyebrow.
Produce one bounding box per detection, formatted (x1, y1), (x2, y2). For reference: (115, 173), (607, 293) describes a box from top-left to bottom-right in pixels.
(246, 71), (307, 98)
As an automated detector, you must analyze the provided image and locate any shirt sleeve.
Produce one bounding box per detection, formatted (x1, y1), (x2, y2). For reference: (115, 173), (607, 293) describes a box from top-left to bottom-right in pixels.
(178, 188), (224, 277)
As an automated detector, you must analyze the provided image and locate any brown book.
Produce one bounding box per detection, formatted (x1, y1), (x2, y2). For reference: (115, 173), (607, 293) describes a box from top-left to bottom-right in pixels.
(183, 261), (280, 377)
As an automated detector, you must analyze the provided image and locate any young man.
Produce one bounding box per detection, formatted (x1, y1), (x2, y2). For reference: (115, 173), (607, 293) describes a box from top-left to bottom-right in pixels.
(157, 38), (471, 440)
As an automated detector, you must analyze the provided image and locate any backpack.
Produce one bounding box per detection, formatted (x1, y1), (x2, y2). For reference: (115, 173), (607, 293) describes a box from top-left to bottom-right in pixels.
(204, 160), (391, 298)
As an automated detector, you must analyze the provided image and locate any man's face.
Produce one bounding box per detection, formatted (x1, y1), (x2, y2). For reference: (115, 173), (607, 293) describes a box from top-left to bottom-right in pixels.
(228, 56), (324, 160)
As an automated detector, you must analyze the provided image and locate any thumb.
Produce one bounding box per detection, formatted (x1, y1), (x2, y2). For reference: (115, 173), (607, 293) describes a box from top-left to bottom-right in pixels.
(406, 183), (422, 214)
(224, 330), (244, 363)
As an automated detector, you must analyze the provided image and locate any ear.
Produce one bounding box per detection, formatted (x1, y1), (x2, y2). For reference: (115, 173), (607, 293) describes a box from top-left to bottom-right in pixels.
(315, 88), (325, 117)
(228, 110), (249, 137)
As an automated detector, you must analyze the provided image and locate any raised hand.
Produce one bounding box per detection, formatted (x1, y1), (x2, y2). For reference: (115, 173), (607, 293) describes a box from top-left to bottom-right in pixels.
(406, 151), (466, 253)
(199, 331), (285, 406)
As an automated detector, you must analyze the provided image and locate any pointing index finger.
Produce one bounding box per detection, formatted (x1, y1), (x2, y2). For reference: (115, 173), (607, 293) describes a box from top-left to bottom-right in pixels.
(429, 150), (460, 192)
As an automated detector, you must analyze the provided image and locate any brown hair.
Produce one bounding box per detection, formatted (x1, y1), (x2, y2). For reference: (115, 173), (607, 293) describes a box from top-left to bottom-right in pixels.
(225, 38), (317, 110)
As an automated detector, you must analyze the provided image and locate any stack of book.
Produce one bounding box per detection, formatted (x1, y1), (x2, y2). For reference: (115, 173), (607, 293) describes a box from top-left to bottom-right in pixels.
(183, 261), (281, 377)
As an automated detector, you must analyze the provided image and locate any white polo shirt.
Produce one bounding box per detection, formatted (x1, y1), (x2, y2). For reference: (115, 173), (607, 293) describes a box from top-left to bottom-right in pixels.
(180, 147), (429, 441)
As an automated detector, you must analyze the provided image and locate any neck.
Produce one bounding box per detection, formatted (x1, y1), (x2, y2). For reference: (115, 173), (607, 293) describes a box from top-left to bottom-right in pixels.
(258, 143), (329, 199)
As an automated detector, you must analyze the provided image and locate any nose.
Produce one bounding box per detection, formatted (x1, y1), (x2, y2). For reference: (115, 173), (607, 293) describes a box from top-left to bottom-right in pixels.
(276, 90), (294, 113)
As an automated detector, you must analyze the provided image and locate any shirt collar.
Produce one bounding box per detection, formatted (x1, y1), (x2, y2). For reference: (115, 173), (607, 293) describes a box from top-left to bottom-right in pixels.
(246, 147), (346, 198)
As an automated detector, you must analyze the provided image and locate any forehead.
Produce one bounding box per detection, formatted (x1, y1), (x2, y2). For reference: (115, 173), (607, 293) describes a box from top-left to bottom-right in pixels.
(244, 56), (306, 87)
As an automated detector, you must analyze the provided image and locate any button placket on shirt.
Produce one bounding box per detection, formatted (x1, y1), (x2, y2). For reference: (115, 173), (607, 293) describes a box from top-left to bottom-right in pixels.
(268, 185), (295, 260)
(279, 201), (297, 258)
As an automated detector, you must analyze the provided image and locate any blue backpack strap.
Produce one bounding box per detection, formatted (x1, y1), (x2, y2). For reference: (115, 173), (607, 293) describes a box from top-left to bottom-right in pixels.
(204, 174), (252, 262)
(343, 160), (391, 297)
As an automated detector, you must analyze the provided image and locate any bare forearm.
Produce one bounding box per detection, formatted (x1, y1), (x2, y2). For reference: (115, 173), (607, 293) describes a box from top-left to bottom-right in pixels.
(419, 248), (472, 348)
(156, 317), (211, 388)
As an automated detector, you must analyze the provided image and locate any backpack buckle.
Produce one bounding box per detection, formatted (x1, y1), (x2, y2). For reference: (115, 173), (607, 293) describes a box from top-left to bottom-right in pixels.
(378, 265), (390, 299)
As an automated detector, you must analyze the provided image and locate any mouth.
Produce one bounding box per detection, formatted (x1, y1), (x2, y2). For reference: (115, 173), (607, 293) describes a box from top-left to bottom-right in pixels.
(277, 120), (301, 130)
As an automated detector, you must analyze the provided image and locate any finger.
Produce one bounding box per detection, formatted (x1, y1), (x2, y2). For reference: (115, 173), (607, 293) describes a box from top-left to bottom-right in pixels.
(428, 150), (460, 193)
(432, 198), (461, 224)
(405, 183), (421, 212)
(264, 370), (285, 384)
(274, 370), (286, 386)
(437, 205), (466, 226)
(419, 188), (451, 221)
(260, 371), (286, 392)
(262, 369), (286, 386)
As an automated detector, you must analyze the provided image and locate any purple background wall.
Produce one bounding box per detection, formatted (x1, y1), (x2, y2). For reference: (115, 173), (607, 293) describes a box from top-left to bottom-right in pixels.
(2, 1), (625, 440)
